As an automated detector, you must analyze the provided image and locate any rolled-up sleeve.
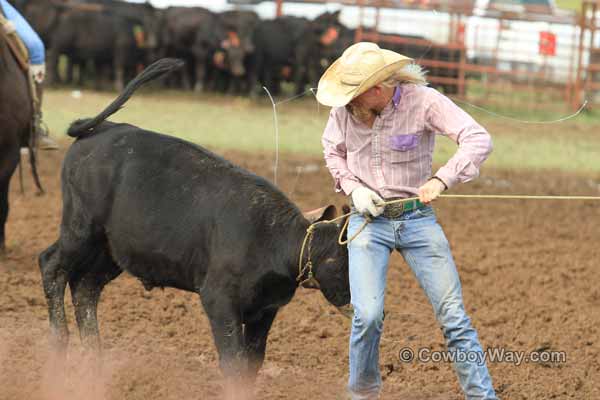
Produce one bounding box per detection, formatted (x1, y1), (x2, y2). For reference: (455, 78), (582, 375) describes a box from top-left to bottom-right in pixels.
(426, 92), (493, 189)
(322, 109), (362, 195)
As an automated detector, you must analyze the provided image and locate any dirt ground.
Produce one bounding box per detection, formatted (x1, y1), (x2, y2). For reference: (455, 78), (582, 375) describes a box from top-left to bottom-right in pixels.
(1, 145), (599, 400)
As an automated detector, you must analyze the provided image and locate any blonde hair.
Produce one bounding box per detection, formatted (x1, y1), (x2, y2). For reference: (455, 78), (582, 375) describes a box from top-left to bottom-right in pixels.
(380, 63), (428, 88)
(346, 64), (428, 122)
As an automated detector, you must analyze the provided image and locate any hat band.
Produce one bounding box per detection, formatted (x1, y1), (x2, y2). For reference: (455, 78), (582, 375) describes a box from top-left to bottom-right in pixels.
(340, 78), (361, 86)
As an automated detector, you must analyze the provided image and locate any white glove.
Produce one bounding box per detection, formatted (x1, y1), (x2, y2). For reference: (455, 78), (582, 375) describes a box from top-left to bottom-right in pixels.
(30, 63), (46, 84)
(351, 186), (385, 217)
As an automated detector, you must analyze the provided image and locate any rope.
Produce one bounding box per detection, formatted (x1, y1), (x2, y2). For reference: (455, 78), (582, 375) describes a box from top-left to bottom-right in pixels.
(454, 98), (589, 125)
(297, 224), (314, 284)
(262, 87), (318, 189)
(338, 193), (600, 244)
(440, 194), (600, 200)
(263, 86), (279, 186)
(296, 193), (600, 285)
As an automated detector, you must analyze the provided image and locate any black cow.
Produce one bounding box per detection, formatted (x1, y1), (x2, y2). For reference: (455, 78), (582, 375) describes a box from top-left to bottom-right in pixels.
(23, 1), (89, 85)
(206, 10), (260, 94)
(48, 1), (159, 89)
(158, 7), (256, 93)
(19, 0), (66, 47)
(219, 10), (260, 58)
(49, 10), (131, 89)
(98, 0), (160, 58)
(0, 19), (42, 254)
(249, 15), (309, 96)
(19, 0), (102, 46)
(293, 11), (355, 95)
(39, 59), (351, 397)
(158, 7), (213, 90)
(10, 0), (27, 13)
(190, 10), (248, 93)
(250, 12), (349, 97)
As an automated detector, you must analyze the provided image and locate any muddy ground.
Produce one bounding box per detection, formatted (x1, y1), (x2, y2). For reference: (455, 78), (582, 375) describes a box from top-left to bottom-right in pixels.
(1, 146), (599, 400)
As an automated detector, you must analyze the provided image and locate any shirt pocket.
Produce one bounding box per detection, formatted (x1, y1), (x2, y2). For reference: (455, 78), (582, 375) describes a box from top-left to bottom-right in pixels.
(389, 133), (421, 163)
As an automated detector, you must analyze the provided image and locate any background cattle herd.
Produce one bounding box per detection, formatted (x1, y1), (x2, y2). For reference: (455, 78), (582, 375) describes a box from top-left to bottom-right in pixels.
(13, 0), (460, 96)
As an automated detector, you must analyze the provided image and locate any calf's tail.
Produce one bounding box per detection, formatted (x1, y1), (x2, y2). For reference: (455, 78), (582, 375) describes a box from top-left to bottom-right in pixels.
(67, 58), (184, 138)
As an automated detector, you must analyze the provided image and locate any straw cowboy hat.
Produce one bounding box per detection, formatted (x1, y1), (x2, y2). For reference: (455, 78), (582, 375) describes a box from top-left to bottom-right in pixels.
(316, 42), (426, 107)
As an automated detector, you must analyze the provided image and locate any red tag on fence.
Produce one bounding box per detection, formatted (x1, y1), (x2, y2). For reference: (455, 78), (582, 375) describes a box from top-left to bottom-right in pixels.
(539, 31), (556, 56)
(457, 22), (466, 43)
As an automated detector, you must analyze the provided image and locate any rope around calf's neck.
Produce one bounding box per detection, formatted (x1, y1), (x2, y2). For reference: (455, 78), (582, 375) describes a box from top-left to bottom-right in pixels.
(299, 196), (429, 284)
(297, 194), (600, 285)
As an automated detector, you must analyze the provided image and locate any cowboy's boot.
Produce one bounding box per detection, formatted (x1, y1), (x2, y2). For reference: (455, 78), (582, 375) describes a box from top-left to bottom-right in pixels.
(31, 64), (59, 151)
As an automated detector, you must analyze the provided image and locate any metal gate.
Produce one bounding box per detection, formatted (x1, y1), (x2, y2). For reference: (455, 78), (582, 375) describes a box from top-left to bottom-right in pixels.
(576, 0), (600, 109)
(268, 0), (592, 112)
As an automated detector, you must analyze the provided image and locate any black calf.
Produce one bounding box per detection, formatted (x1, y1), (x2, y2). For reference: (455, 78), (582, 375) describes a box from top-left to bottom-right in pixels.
(39, 59), (350, 397)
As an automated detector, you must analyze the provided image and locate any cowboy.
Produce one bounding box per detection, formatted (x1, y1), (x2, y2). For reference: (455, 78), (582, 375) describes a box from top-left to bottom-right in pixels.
(317, 42), (498, 399)
(0, 0), (58, 150)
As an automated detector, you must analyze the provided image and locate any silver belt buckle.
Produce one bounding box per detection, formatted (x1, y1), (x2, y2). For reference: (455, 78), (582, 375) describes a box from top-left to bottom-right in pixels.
(383, 202), (404, 219)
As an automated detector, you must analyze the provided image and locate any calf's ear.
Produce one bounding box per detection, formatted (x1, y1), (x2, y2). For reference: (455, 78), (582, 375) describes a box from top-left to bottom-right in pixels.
(303, 205), (337, 223)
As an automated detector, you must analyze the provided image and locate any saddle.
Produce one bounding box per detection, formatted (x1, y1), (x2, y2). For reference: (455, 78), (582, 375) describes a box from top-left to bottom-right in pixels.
(0, 9), (29, 72)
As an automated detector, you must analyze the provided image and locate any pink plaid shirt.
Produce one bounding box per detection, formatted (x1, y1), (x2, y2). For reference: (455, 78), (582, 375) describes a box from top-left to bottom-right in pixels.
(321, 84), (493, 199)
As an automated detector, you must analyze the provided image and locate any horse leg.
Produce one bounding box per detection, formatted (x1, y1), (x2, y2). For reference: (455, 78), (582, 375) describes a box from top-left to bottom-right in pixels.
(0, 178), (9, 255)
(0, 147), (19, 255)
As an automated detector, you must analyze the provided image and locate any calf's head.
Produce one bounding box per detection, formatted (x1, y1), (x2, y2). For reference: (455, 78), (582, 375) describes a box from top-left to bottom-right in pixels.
(219, 31), (246, 77)
(302, 205), (351, 309)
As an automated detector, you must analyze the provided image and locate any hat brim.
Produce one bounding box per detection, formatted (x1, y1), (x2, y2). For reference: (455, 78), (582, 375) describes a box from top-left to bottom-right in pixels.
(316, 49), (413, 108)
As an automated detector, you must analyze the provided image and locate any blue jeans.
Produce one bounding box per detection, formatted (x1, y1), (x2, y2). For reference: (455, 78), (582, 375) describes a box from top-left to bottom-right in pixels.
(1, 0), (45, 64)
(347, 206), (497, 400)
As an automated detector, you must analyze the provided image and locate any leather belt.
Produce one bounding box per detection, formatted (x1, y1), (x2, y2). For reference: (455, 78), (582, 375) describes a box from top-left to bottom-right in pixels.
(381, 198), (427, 219)
(350, 197), (427, 219)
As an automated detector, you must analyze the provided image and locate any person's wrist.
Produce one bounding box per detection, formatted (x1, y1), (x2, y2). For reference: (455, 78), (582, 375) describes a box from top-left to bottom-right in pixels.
(429, 176), (448, 191)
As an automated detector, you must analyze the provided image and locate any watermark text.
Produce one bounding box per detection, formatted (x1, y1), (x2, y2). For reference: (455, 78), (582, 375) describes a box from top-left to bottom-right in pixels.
(397, 346), (566, 366)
